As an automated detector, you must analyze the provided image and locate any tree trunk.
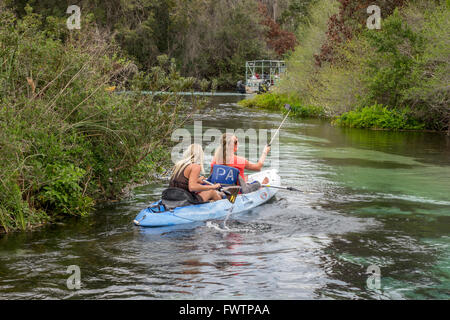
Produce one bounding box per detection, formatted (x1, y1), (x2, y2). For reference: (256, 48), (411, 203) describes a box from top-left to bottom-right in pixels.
(273, 0), (277, 21)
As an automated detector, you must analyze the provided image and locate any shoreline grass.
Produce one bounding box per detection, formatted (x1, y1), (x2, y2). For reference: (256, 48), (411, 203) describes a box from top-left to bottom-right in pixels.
(238, 92), (326, 118)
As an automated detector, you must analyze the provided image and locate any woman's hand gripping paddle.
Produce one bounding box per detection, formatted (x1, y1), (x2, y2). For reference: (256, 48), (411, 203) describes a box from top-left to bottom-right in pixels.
(202, 180), (240, 204)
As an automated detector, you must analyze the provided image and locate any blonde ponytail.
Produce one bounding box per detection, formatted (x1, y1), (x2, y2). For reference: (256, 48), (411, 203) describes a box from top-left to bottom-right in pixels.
(214, 133), (235, 165)
(171, 144), (205, 179)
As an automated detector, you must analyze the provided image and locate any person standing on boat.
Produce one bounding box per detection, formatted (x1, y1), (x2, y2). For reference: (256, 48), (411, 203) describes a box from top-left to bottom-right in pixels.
(170, 144), (222, 202)
(211, 133), (270, 193)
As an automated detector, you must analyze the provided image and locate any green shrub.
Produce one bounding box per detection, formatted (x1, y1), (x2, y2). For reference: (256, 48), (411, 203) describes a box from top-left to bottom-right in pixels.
(400, 0), (450, 131)
(239, 92), (325, 118)
(238, 92), (293, 110)
(38, 164), (93, 216)
(0, 6), (202, 232)
(333, 104), (425, 130)
(363, 9), (425, 109)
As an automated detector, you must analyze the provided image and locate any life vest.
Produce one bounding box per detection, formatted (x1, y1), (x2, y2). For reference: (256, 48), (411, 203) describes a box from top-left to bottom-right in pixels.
(207, 164), (240, 186)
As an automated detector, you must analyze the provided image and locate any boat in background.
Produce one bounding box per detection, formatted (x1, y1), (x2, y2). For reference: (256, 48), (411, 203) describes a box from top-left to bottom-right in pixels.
(236, 60), (286, 94)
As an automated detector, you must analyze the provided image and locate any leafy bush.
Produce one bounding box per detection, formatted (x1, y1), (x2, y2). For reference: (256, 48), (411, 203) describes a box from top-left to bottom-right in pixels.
(238, 92), (325, 118)
(0, 6), (201, 232)
(238, 92), (293, 110)
(38, 164), (93, 216)
(333, 104), (425, 130)
(290, 103), (326, 118)
(400, 0), (450, 131)
(360, 2), (449, 131)
(363, 9), (425, 108)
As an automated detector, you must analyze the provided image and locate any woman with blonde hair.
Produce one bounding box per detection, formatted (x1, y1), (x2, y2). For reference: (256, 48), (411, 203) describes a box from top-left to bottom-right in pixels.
(211, 133), (270, 193)
(169, 144), (222, 202)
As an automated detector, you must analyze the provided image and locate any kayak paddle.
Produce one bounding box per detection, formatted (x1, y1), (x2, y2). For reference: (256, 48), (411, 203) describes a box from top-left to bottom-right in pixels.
(202, 180), (240, 204)
(202, 179), (240, 229)
(261, 184), (305, 192)
(268, 104), (291, 146)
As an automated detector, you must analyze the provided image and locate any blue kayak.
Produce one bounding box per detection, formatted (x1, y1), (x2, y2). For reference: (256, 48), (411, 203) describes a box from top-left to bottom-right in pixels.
(133, 169), (280, 227)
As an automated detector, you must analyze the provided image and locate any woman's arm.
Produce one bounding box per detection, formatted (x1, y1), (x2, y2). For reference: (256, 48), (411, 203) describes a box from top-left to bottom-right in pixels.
(188, 164), (220, 192)
(245, 145), (271, 171)
(196, 176), (206, 183)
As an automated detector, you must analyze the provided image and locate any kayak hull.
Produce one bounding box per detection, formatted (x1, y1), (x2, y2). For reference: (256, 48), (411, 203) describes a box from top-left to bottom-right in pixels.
(134, 169), (280, 227)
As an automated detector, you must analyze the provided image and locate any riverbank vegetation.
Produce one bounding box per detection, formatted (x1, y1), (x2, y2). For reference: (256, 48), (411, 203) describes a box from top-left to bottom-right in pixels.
(332, 104), (425, 130)
(239, 92), (325, 118)
(241, 0), (449, 132)
(0, 5), (203, 232)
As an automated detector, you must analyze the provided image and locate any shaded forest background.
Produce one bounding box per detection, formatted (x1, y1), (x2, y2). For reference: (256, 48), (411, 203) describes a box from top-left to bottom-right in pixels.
(5, 0), (310, 88)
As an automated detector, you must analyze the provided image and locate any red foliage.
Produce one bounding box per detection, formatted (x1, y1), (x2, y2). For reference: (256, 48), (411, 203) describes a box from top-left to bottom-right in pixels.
(258, 3), (297, 57)
(314, 0), (405, 67)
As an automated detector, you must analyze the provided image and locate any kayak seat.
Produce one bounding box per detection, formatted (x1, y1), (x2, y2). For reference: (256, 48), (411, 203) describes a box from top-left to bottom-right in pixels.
(161, 187), (205, 210)
(207, 165), (240, 186)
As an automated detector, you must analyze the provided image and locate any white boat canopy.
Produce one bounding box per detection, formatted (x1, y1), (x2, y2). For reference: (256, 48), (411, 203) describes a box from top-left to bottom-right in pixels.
(245, 60), (286, 87)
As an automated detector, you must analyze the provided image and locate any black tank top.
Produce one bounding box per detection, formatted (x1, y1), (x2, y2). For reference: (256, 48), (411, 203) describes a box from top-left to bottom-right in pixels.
(169, 166), (190, 190)
(169, 165), (203, 203)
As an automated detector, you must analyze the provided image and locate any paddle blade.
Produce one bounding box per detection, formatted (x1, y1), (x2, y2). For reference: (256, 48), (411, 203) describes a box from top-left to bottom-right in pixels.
(224, 186), (240, 204)
(284, 104), (291, 111)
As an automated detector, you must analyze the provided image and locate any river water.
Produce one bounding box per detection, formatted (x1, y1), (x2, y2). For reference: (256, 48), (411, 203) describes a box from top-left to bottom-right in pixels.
(1, 96), (449, 299)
